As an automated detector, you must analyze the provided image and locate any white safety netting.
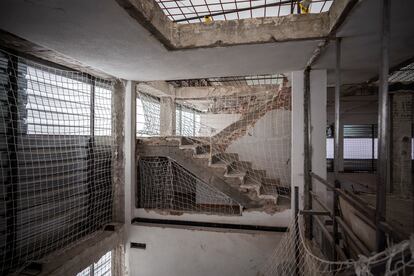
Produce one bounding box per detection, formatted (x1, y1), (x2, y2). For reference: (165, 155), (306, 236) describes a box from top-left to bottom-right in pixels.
(0, 50), (114, 274)
(261, 214), (414, 276)
(136, 85), (291, 202)
(138, 156), (242, 215)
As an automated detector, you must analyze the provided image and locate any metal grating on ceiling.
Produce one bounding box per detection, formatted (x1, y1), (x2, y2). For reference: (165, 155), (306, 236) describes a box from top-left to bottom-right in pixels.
(168, 74), (286, 87)
(155, 0), (334, 23)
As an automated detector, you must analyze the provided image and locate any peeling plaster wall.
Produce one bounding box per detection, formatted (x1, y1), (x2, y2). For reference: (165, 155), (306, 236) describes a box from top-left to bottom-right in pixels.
(128, 225), (283, 276)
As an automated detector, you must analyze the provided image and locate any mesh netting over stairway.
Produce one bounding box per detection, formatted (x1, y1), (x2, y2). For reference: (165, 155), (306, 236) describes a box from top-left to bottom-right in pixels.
(261, 214), (414, 276)
(0, 50), (113, 274)
(138, 157), (242, 215)
(137, 85), (291, 204)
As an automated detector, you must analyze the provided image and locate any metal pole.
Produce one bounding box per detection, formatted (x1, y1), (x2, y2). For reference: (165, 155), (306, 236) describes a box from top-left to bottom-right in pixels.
(333, 38), (341, 261)
(294, 186), (300, 276)
(372, 124), (375, 172)
(5, 54), (19, 274)
(332, 180), (340, 261)
(88, 77), (96, 231)
(304, 67), (313, 240)
(334, 38), (342, 176)
(376, 0), (390, 252)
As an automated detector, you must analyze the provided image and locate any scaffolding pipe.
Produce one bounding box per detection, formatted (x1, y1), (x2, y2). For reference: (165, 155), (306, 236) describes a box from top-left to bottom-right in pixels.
(334, 38), (342, 175)
(376, 0), (390, 252)
(333, 37), (342, 262)
(304, 67), (312, 240)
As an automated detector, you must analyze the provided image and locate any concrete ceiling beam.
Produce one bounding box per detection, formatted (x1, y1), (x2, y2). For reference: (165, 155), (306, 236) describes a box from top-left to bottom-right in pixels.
(175, 85), (280, 99)
(137, 82), (281, 99)
(137, 81), (175, 98)
(115, 0), (358, 50)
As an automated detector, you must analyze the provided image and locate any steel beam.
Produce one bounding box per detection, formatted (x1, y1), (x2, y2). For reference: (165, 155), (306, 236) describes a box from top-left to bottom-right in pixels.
(304, 67), (313, 239)
(376, 0), (390, 252)
(334, 38), (342, 175)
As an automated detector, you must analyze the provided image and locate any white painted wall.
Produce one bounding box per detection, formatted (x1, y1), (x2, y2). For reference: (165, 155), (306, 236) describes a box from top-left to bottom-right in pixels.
(128, 225), (283, 276)
(226, 109), (291, 187)
(291, 71), (305, 210)
(199, 113), (241, 136)
(310, 70), (328, 204)
(291, 70), (327, 208)
(125, 81), (137, 275)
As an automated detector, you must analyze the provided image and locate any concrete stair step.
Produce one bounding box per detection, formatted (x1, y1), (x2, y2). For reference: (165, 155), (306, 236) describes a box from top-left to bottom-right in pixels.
(260, 178), (290, 196)
(194, 144), (210, 155)
(179, 144), (197, 150)
(193, 153), (210, 159)
(211, 152), (239, 164)
(245, 169), (266, 182)
(226, 161), (252, 174)
(180, 137), (196, 146)
(224, 171), (246, 179)
(209, 160), (227, 168)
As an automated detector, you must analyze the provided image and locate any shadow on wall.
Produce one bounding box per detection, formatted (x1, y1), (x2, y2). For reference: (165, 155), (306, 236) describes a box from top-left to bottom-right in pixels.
(226, 109), (292, 187)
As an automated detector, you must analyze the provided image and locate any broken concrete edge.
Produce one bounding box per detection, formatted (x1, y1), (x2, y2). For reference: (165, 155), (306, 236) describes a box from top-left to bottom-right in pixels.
(306, 0), (359, 67)
(34, 224), (124, 276)
(137, 81), (283, 99)
(112, 79), (126, 224)
(115, 0), (357, 51)
(0, 29), (115, 80)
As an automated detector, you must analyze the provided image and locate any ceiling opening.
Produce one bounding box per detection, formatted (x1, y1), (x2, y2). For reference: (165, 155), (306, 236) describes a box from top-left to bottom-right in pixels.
(155, 0), (334, 24)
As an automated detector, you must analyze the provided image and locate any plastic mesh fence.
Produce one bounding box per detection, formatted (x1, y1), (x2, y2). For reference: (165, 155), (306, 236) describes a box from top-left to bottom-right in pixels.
(77, 250), (112, 276)
(0, 50), (113, 274)
(137, 85), (291, 203)
(138, 156), (242, 215)
(261, 214), (414, 276)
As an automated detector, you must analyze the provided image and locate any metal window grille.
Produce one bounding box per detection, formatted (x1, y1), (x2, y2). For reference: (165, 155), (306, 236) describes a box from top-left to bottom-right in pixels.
(77, 251), (112, 276)
(327, 124), (378, 172)
(0, 50), (113, 274)
(155, 0), (334, 24)
(175, 103), (202, 136)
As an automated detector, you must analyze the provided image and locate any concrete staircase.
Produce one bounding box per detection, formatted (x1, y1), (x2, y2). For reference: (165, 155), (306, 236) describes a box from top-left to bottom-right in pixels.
(212, 86), (291, 151)
(137, 137), (290, 213)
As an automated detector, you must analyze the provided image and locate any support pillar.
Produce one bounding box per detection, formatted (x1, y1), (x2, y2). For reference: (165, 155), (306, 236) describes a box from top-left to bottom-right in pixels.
(160, 96), (176, 136)
(334, 38), (344, 174)
(291, 71), (305, 213)
(376, 0), (390, 252)
(391, 92), (413, 196)
(124, 80), (136, 274)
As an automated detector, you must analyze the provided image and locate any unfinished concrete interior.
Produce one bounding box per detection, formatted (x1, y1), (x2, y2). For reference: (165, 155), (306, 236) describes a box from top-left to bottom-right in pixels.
(0, 0), (413, 275)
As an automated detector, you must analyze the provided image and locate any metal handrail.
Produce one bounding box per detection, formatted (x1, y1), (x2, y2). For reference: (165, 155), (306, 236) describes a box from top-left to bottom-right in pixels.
(309, 171), (376, 223)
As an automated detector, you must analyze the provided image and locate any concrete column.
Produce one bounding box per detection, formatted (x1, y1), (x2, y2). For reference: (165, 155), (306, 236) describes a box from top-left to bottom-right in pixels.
(291, 71), (305, 212)
(391, 91), (412, 196)
(291, 70), (327, 211)
(310, 70), (328, 204)
(124, 80), (136, 275)
(160, 96), (176, 136)
(112, 80), (125, 223)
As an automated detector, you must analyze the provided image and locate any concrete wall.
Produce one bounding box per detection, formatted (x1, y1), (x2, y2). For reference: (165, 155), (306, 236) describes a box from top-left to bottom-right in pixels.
(199, 113), (241, 136)
(291, 70), (327, 207)
(128, 225), (283, 276)
(327, 88), (378, 125)
(226, 109), (291, 187)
